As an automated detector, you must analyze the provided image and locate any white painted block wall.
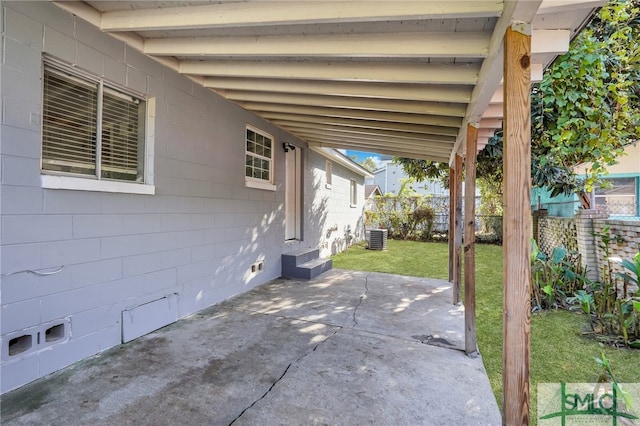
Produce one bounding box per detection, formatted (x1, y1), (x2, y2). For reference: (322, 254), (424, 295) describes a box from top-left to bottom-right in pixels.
(0, 1), (366, 393)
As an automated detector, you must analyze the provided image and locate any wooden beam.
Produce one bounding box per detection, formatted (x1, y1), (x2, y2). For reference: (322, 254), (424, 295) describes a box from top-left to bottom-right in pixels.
(180, 61), (480, 85)
(464, 124), (478, 356)
(502, 24), (532, 426)
(449, 168), (455, 283)
(204, 78), (473, 104)
(100, 1), (503, 31)
(146, 32), (491, 58)
(231, 92), (466, 117)
(452, 154), (463, 304)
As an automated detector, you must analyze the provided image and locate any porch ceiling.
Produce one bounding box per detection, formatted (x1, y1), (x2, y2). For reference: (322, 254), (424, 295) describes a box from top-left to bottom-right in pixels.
(54, 0), (603, 164)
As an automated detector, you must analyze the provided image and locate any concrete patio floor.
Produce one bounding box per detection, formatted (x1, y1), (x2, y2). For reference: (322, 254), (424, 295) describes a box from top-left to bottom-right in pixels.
(1, 269), (501, 425)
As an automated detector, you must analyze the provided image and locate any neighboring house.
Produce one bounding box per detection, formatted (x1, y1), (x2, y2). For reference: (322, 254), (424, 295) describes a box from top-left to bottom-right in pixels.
(366, 155), (447, 196)
(533, 144), (640, 218)
(0, 1), (371, 393)
(581, 144), (640, 218)
(364, 184), (383, 200)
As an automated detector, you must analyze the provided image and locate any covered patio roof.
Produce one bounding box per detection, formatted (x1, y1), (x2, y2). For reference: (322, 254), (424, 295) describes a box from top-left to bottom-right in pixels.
(49, 1), (605, 424)
(54, 0), (602, 164)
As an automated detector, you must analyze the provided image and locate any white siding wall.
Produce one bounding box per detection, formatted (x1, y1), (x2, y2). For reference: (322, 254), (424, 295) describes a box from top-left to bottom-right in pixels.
(0, 1), (365, 393)
(305, 153), (366, 258)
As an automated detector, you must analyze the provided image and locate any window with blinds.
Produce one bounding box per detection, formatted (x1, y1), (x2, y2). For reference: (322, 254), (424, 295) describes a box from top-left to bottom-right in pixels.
(245, 126), (273, 184)
(42, 62), (146, 182)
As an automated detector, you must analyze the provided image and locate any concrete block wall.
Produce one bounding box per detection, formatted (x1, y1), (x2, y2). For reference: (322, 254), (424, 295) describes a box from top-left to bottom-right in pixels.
(305, 153), (366, 258)
(0, 1), (366, 393)
(592, 219), (640, 290)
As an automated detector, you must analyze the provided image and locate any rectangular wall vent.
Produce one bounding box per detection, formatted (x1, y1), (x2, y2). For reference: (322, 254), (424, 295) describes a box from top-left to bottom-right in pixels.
(121, 294), (179, 343)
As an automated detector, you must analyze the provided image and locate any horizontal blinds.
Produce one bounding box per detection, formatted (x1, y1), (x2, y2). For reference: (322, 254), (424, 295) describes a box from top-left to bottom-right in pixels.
(42, 70), (97, 174)
(101, 90), (140, 179)
(42, 63), (145, 181)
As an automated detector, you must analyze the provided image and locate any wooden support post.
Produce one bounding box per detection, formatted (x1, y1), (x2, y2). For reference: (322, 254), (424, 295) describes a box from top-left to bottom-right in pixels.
(502, 24), (532, 426)
(448, 167), (455, 284)
(464, 124), (478, 356)
(452, 154), (463, 304)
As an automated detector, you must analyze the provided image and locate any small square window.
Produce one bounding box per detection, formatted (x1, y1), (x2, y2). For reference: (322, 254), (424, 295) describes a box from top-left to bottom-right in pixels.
(594, 177), (638, 216)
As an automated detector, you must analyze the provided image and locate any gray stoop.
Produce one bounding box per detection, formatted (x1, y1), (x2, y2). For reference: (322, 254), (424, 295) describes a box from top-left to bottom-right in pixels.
(282, 248), (332, 279)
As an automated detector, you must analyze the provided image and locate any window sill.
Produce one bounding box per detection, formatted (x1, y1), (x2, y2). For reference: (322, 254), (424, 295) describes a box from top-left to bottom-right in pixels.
(245, 179), (277, 191)
(41, 175), (155, 195)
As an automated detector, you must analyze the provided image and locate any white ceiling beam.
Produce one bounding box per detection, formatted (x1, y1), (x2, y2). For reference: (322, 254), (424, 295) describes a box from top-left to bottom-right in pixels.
(478, 129), (497, 138)
(481, 104), (504, 118)
(180, 61), (480, 85)
(538, 0), (606, 14)
(532, 29), (570, 55)
(297, 131), (452, 153)
(275, 121), (454, 149)
(228, 92), (467, 116)
(297, 134), (452, 153)
(305, 140), (451, 163)
(51, 2), (185, 78)
(479, 118), (503, 129)
(145, 32), (491, 58)
(256, 113), (459, 136)
(477, 137), (490, 148)
(146, 29), (562, 59)
(100, 1), (503, 32)
(205, 78), (472, 104)
(490, 87), (504, 104)
(249, 105), (464, 128)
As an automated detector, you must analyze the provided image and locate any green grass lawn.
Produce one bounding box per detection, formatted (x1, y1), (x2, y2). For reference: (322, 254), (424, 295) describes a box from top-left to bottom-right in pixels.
(332, 240), (639, 423)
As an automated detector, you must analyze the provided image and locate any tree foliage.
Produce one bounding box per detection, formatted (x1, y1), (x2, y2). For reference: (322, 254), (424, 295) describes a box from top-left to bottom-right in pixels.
(396, 0), (640, 200)
(534, 0), (640, 195)
(358, 156), (379, 172)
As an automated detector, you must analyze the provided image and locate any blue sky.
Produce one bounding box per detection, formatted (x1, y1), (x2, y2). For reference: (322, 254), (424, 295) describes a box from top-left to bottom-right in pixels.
(345, 150), (382, 167)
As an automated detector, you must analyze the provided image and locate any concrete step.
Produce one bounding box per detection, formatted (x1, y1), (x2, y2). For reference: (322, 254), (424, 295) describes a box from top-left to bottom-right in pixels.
(282, 247), (320, 268)
(284, 258), (332, 280)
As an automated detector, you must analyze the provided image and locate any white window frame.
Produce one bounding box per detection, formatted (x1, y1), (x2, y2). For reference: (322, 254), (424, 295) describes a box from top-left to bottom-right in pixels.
(350, 179), (357, 207)
(325, 160), (333, 189)
(245, 125), (276, 191)
(40, 57), (155, 195)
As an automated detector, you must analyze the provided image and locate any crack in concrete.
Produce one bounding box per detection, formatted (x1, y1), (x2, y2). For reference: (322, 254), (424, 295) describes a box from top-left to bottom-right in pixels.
(351, 273), (370, 328)
(228, 328), (341, 425)
(229, 273), (370, 424)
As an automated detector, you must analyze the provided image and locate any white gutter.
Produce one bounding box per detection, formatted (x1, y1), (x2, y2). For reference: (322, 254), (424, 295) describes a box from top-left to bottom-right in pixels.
(309, 147), (374, 178)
